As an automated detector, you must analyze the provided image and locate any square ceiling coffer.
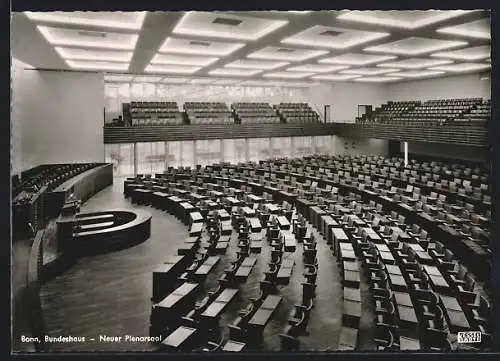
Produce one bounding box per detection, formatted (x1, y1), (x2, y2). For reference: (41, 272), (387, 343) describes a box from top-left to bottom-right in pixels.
(78, 31), (107, 38)
(320, 30), (343, 36)
(212, 18), (243, 26)
(189, 40), (211, 46)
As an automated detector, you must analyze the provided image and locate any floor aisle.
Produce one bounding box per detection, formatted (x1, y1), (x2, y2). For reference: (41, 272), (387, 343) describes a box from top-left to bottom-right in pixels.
(39, 180), (376, 352)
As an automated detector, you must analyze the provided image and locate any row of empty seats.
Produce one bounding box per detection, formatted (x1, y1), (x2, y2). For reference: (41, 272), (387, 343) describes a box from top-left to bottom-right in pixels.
(357, 98), (489, 125)
(112, 102), (322, 126)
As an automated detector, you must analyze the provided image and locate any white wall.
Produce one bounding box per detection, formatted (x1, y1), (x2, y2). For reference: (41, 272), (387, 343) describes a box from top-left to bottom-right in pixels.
(17, 70), (105, 171)
(333, 136), (388, 156)
(11, 58), (34, 176)
(307, 82), (387, 122)
(386, 74), (491, 101)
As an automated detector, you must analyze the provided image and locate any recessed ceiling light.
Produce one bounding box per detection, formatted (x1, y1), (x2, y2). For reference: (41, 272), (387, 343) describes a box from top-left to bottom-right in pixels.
(55, 47), (132, 62)
(159, 37), (245, 56)
(37, 25), (138, 50)
(288, 11), (312, 14)
(340, 67), (400, 76)
(286, 64), (349, 73)
(225, 59), (289, 70)
(281, 25), (390, 49)
(384, 70), (446, 78)
(133, 76), (163, 82)
(431, 45), (491, 61)
(354, 76), (401, 82)
(364, 37), (468, 56)
(338, 10), (471, 29)
(311, 74), (362, 81)
(247, 47), (328, 62)
(25, 11), (147, 30)
(428, 63), (491, 73)
(319, 53), (397, 66)
(172, 11), (288, 41)
(66, 60), (129, 71)
(188, 78), (215, 84)
(263, 72), (315, 79)
(437, 18), (491, 39)
(209, 68), (262, 76)
(144, 64), (201, 74)
(150, 53), (219, 66)
(376, 58), (454, 69)
(212, 78), (241, 85)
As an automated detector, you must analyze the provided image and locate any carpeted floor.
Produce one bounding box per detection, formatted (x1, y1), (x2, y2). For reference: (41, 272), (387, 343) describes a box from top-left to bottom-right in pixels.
(38, 180), (376, 352)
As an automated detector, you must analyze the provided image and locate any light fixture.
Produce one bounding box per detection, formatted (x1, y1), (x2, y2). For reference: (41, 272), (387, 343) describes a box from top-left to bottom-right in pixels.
(55, 47), (133, 62)
(311, 74), (361, 81)
(354, 76), (401, 82)
(364, 37), (468, 56)
(144, 64), (201, 74)
(150, 53), (219, 66)
(428, 63), (491, 73)
(437, 18), (491, 39)
(66, 60), (129, 71)
(376, 58), (454, 69)
(340, 68), (400, 76)
(286, 64), (349, 73)
(247, 47), (328, 62)
(224, 59), (289, 70)
(25, 11), (147, 30)
(209, 68), (262, 76)
(384, 70), (446, 78)
(431, 45), (491, 61)
(263, 72), (315, 79)
(281, 25), (390, 49)
(37, 25), (138, 50)
(159, 37), (245, 56)
(338, 10), (471, 29)
(319, 53), (397, 66)
(160, 77), (189, 84)
(172, 11), (288, 41)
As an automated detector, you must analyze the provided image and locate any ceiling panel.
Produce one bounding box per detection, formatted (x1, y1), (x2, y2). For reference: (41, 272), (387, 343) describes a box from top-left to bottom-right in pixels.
(209, 68), (262, 76)
(281, 25), (389, 49)
(318, 53), (397, 66)
(340, 67), (400, 76)
(151, 53), (219, 66)
(55, 47), (132, 62)
(37, 25), (139, 50)
(337, 10), (471, 29)
(437, 18), (491, 39)
(354, 76), (402, 82)
(286, 64), (349, 73)
(428, 62), (491, 73)
(247, 46), (328, 62)
(172, 11), (288, 41)
(14, 10), (492, 84)
(24, 11), (146, 30)
(224, 59), (289, 70)
(364, 36), (468, 55)
(376, 58), (454, 69)
(311, 74), (361, 81)
(144, 64), (201, 74)
(384, 70), (446, 78)
(67, 60), (129, 71)
(431, 45), (491, 61)
(263, 71), (315, 79)
(159, 37), (245, 56)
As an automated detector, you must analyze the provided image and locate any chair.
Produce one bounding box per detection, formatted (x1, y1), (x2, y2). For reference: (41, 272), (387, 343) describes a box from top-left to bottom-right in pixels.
(202, 339), (224, 352)
(374, 325), (397, 351)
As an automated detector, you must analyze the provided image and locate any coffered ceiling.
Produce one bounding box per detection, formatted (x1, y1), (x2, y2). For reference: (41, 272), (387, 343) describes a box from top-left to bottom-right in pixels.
(12, 10), (491, 87)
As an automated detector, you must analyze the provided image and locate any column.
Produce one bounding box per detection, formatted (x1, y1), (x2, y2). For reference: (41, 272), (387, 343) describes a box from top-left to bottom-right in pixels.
(404, 141), (409, 167)
(133, 143), (138, 176)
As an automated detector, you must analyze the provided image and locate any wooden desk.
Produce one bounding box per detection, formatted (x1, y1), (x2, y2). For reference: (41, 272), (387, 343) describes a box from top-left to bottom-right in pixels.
(332, 228), (349, 254)
(397, 304), (418, 328)
(379, 251), (396, 265)
(388, 273), (408, 292)
(162, 326), (197, 350)
(343, 261), (359, 272)
(343, 287), (361, 302)
(386, 265), (403, 275)
(277, 216), (291, 230)
(249, 217), (262, 233)
(394, 292), (413, 307)
(222, 340), (246, 352)
(261, 295), (282, 310)
(399, 336), (420, 350)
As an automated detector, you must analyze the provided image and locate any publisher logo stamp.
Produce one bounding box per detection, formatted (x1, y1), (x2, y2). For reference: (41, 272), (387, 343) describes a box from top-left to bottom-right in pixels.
(457, 331), (481, 344)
